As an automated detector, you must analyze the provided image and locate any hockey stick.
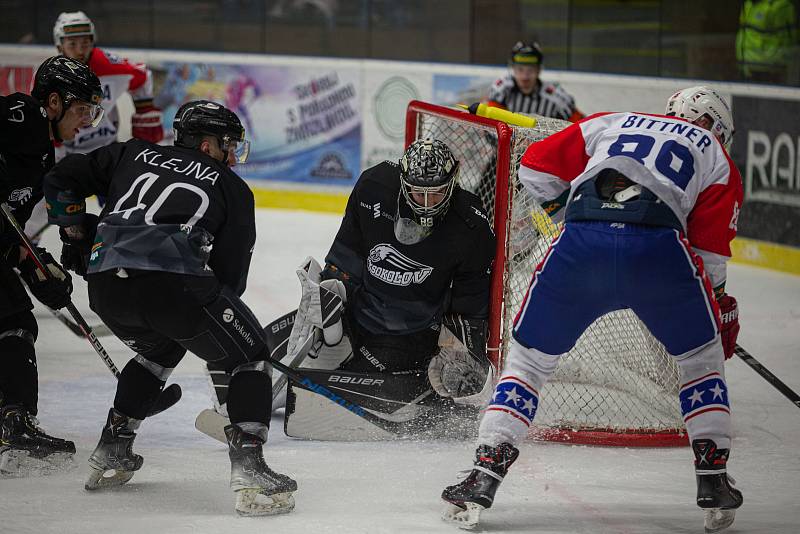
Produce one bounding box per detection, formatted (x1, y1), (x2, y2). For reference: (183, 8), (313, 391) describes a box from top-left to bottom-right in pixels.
(267, 354), (404, 435)
(51, 308), (114, 338)
(1, 203), (181, 417)
(734, 344), (800, 409)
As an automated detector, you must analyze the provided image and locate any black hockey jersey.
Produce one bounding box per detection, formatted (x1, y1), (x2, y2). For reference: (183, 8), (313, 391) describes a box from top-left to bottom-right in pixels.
(0, 93), (54, 252)
(326, 161), (495, 335)
(44, 139), (256, 296)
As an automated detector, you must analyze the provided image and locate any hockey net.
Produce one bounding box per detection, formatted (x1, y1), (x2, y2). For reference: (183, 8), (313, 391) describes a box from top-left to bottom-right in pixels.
(405, 101), (686, 446)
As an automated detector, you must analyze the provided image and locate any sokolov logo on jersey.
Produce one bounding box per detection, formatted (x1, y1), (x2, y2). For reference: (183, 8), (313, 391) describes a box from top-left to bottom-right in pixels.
(367, 244), (433, 286)
(221, 308), (256, 347)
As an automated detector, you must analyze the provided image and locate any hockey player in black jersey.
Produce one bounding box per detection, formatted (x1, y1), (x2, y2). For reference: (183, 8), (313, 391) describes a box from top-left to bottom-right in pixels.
(43, 100), (296, 516)
(281, 139), (496, 439)
(0, 55), (103, 476)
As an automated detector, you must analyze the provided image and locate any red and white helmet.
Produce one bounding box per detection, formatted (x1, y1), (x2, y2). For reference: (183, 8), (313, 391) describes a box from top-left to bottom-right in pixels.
(53, 11), (96, 46)
(665, 86), (734, 150)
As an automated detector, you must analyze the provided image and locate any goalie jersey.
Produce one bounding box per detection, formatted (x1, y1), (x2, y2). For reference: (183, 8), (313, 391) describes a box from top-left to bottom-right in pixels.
(519, 111), (743, 288)
(44, 139), (256, 296)
(326, 161), (495, 335)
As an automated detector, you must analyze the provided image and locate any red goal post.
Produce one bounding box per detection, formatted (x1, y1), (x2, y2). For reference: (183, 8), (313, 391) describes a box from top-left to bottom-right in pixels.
(405, 100), (688, 447)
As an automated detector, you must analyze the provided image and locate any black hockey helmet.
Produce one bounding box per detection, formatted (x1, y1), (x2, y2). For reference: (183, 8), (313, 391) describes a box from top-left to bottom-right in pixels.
(32, 55), (104, 135)
(399, 139), (459, 220)
(510, 41), (543, 66)
(173, 100), (250, 164)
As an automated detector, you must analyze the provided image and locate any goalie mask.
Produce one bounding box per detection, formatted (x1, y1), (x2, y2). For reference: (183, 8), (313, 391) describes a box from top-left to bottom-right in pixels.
(665, 86), (734, 150)
(395, 139), (459, 244)
(173, 100), (250, 164)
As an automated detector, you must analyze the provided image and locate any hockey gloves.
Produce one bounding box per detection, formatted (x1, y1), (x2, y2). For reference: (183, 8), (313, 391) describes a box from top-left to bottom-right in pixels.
(132, 100), (165, 144)
(58, 213), (99, 277)
(718, 294), (740, 360)
(429, 315), (492, 400)
(18, 248), (73, 310)
(288, 257), (347, 359)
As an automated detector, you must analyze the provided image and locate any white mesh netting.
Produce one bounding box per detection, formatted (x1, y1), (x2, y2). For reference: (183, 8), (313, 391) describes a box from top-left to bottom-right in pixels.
(409, 102), (685, 445)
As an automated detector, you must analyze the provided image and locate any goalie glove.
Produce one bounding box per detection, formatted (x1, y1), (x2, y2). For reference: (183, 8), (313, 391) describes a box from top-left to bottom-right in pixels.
(428, 315), (492, 400)
(287, 257), (347, 359)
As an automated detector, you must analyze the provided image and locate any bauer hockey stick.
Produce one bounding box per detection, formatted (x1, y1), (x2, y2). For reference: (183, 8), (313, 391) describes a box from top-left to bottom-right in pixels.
(734, 344), (800, 409)
(1, 203), (182, 417)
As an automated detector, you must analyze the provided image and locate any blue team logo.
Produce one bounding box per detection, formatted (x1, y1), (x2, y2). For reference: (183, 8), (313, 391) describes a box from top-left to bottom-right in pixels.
(679, 371), (730, 422)
(487, 376), (539, 425)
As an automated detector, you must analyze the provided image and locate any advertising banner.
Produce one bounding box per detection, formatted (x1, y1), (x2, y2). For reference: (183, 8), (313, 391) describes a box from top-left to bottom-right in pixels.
(730, 95), (800, 247)
(361, 70), (430, 171)
(151, 61), (362, 185)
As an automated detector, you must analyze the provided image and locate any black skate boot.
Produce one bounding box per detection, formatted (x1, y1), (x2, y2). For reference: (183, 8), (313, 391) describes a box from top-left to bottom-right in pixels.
(225, 424), (297, 516)
(441, 442), (519, 529)
(0, 404), (75, 476)
(693, 439), (743, 533)
(85, 408), (144, 490)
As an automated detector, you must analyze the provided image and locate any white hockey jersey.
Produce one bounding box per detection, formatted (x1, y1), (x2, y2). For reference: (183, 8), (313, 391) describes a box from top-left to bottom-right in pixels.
(61, 47), (153, 156)
(519, 111), (743, 287)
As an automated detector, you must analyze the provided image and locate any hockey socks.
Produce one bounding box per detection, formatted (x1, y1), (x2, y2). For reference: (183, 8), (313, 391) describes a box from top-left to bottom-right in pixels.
(0, 329), (38, 412)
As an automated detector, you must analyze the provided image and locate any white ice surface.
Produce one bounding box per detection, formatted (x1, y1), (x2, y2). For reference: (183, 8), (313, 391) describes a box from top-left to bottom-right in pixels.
(2, 208), (799, 534)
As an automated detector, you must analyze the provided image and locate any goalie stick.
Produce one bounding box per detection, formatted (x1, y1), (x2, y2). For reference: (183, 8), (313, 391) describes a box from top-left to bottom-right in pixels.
(735, 344), (800, 409)
(1, 202), (181, 417)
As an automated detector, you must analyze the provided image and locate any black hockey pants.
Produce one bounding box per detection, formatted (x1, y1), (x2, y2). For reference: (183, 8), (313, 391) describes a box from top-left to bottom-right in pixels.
(88, 270), (272, 424)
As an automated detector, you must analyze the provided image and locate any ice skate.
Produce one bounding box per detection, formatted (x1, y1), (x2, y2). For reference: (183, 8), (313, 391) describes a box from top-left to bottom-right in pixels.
(0, 404), (75, 476)
(85, 408), (143, 490)
(225, 424), (297, 517)
(441, 442), (519, 529)
(692, 439), (743, 533)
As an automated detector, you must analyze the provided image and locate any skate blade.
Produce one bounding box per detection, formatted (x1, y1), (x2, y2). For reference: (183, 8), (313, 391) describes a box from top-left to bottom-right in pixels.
(235, 488), (295, 516)
(442, 502), (484, 530)
(1, 449), (75, 477)
(85, 465), (136, 490)
(704, 508), (737, 533)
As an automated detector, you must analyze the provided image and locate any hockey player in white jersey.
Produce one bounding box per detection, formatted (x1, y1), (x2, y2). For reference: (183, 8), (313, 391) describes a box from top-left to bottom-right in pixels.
(53, 11), (164, 155)
(441, 86), (743, 532)
(486, 41), (584, 122)
(24, 11), (166, 242)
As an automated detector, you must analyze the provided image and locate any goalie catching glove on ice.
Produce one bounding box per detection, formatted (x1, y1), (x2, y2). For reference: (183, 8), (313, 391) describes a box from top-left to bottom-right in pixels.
(428, 314), (493, 401)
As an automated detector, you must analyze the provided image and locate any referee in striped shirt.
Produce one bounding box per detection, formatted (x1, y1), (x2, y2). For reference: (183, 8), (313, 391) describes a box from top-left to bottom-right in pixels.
(487, 41), (584, 123)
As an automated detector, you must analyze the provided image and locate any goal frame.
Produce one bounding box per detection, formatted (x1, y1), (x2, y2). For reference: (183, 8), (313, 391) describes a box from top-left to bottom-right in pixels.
(405, 100), (688, 447)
